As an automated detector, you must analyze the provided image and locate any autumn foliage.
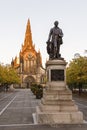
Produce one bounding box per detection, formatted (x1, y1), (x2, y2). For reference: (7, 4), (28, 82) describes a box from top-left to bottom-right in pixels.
(0, 64), (21, 86)
(66, 56), (87, 93)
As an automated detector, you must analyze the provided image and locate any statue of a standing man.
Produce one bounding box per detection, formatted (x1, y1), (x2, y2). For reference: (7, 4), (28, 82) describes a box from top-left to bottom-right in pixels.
(46, 21), (63, 59)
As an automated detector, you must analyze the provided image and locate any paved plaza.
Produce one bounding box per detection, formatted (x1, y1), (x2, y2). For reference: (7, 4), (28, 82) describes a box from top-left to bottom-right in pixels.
(0, 89), (87, 130)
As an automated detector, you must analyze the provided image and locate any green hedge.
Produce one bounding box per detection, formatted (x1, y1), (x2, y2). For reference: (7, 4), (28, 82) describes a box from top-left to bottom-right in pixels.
(31, 84), (43, 99)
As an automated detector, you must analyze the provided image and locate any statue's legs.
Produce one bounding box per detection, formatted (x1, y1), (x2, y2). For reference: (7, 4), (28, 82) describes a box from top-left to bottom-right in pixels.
(54, 47), (57, 58)
(56, 44), (61, 58)
(49, 53), (54, 60)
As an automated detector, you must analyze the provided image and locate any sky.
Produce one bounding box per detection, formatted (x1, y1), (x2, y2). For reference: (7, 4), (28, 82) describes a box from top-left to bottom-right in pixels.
(0, 0), (87, 67)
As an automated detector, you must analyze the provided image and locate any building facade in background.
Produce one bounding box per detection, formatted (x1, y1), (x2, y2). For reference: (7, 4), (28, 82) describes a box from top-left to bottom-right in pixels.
(11, 19), (45, 88)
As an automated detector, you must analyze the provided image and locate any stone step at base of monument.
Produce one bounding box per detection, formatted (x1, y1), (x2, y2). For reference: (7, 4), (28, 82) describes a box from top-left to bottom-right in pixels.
(43, 88), (72, 94)
(36, 106), (83, 124)
(39, 103), (78, 112)
(43, 95), (72, 100)
(46, 82), (66, 90)
(41, 98), (75, 105)
(43, 90), (72, 101)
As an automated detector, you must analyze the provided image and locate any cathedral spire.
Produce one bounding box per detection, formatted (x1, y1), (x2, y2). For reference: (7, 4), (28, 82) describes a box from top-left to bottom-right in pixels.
(24, 19), (33, 48)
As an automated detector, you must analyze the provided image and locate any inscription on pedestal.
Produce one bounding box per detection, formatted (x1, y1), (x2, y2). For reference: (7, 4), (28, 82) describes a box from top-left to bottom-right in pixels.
(51, 69), (64, 81)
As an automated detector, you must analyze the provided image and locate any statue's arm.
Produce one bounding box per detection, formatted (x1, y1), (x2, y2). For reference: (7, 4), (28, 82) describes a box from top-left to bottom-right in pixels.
(59, 29), (63, 37)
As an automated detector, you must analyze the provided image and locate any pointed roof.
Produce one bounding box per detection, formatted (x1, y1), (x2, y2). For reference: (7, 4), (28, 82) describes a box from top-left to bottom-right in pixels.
(20, 19), (37, 55)
(24, 19), (33, 48)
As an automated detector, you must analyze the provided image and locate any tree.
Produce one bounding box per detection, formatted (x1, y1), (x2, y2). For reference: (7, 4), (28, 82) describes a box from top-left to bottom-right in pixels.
(0, 65), (7, 84)
(66, 56), (87, 94)
(7, 67), (21, 84)
(0, 64), (21, 87)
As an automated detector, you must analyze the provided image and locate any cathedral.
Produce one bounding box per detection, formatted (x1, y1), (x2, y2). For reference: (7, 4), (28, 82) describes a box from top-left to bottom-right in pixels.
(11, 19), (45, 88)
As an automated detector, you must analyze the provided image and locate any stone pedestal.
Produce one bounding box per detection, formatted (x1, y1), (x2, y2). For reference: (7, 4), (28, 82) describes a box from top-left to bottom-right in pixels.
(36, 59), (83, 124)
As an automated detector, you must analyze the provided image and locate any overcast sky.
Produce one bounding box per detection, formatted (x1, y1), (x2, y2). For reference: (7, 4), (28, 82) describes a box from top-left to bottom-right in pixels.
(0, 0), (87, 67)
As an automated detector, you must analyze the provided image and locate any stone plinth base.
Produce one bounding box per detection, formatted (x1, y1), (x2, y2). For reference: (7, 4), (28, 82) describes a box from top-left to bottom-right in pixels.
(36, 106), (83, 124)
(36, 59), (83, 124)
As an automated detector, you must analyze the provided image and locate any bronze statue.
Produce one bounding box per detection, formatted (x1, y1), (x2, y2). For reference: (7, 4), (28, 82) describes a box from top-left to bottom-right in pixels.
(46, 21), (63, 60)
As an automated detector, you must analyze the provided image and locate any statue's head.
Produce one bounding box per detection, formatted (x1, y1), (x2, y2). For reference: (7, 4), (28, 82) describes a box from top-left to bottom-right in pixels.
(54, 21), (59, 27)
